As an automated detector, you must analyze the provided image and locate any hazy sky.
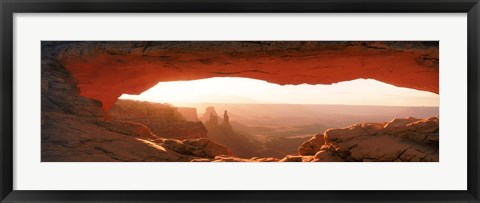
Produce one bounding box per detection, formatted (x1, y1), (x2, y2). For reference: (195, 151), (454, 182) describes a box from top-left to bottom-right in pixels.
(119, 77), (439, 107)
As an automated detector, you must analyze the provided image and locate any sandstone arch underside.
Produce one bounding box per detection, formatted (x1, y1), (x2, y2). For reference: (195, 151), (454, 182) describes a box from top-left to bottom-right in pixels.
(42, 41), (439, 110)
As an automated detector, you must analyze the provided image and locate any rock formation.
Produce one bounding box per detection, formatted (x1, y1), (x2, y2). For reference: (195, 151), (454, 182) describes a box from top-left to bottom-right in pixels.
(176, 107), (199, 122)
(41, 59), (105, 118)
(204, 113), (219, 130)
(191, 155), (279, 162)
(159, 138), (233, 158)
(109, 100), (207, 140)
(42, 41), (438, 110)
(221, 110), (232, 130)
(279, 155), (315, 162)
(296, 116), (439, 162)
(200, 106), (218, 123)
(109, 100), (179, 120)
(297, 133), (326, 156)
(41, 41), (440, 162)
(264, 136), (312, 157)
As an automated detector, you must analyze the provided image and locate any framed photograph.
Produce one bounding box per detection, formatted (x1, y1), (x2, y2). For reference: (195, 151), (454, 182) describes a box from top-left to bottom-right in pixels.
(1, 0), (479, 202)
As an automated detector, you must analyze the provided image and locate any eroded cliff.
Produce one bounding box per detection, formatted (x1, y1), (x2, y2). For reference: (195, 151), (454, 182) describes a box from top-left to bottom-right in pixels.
(294, 116), (439, 162)
(42, 41), (438, 110)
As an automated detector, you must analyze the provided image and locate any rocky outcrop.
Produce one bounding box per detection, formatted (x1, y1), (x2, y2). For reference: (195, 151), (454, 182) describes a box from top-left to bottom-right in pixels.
(279, 155), (315, 162)
(264, 136), (312, 157)
(176, 107), (199, 122)
(202, 107), (267, 158)
(41, 41), (440, 162)
(204, 110), (220, 129)
(109, 100), (207, 140)
(221, 110), (232, 130)
(42, 41), (439, 110)
(108, 116), (207, 140)
(42, 112), (232, 162)
(41, 58), (105, 118)
(296, 116), (439, 162)
(94, 120), (158, 140)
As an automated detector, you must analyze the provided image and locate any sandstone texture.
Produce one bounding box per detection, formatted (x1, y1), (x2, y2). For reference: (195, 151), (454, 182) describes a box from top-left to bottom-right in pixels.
(42, 41), (438, 110)
(201, 107), (272, 158)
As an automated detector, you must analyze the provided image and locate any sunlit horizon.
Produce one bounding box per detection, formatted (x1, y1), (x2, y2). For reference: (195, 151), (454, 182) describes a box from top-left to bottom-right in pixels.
(119, 77), (439, 107)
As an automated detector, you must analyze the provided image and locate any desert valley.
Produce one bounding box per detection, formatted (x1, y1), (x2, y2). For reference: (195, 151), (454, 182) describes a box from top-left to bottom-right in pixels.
(41, 41), (439, 162)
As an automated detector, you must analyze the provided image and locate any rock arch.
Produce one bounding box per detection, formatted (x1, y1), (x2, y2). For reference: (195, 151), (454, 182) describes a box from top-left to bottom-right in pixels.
(42, 41), (439, 110)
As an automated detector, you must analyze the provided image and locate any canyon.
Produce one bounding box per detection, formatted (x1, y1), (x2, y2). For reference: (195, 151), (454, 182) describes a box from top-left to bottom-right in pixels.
(41, 41), (439, 162)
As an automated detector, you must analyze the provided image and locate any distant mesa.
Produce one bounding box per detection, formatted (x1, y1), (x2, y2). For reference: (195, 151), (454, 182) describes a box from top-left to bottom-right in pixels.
(204, 111), (219, 129)
(109, 100), (207, 140)
(202, 106), (259, 158)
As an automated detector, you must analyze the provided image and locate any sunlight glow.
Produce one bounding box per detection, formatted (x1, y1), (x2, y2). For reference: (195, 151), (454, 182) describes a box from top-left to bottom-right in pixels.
(119, 77), (439, 107)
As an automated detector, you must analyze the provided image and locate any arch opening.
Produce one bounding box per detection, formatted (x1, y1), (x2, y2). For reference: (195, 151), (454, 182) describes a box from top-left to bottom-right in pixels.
(112, 77), (438, 159)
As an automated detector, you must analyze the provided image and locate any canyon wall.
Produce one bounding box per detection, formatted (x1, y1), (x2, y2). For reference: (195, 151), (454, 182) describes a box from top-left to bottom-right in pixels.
(41, 41), (440, 162)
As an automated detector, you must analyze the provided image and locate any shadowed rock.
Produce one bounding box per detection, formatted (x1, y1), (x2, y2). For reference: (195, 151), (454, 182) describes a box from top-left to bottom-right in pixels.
(296, 116), (439, 162)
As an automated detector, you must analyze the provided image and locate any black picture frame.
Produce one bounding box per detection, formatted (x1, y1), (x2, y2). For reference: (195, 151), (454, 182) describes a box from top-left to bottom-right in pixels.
(1, 0), (479, 202)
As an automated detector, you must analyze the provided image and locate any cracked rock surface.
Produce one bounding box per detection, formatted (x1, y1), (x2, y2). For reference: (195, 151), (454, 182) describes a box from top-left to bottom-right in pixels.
(297, 117), (439, 162)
